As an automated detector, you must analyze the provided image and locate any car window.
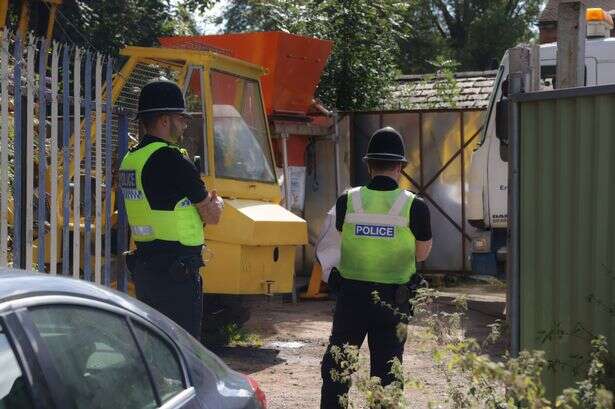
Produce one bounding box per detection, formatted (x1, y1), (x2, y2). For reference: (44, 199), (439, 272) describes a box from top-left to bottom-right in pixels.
(28, 306), (157, 409)
(132, 323), (185, 404)
(0, 323), (34, 409)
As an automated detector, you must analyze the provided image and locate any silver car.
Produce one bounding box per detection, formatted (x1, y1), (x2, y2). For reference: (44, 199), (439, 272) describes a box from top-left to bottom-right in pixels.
(0, 269), (266, 409)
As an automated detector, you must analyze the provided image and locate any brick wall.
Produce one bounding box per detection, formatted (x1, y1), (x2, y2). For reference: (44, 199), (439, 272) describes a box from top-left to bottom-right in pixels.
(539, 23), (558, 43)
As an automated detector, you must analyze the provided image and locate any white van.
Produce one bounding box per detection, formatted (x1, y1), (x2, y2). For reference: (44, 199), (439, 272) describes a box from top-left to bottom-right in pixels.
(467, 9), (615, 275)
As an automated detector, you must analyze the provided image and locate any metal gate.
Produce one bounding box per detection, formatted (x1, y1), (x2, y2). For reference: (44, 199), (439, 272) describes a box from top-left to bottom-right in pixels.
(0, 31), (130, 289)
(349, 109), (484, 274)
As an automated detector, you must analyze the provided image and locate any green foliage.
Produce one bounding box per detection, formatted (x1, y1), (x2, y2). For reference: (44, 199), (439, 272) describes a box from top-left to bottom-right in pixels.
(163, 3), (202, 36)
(332, 287), (615, 408)
(3, 0), (207, 55)
(206, 323), (263, 347)
(398, 0), (542, 73)
(556, 336), (614, 409)
(224, 323), (263, 348)
(330, 344), (408, 409)
(420, 58), (461, 109)
(307, 0), (405, 111)
(181, 0), (219, 14)
(50, 0), (174, 54)
(217, 0), (308, 33)
(330, 344), (361, 387)
(218, 0), (405, 111)
(218, 0), (540, 108)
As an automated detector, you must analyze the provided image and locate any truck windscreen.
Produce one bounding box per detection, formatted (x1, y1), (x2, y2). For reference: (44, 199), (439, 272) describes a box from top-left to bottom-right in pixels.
(210, 71), (276, 183)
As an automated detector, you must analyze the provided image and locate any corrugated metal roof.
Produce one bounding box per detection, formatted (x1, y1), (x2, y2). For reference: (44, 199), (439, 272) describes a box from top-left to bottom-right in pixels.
(540, 0), (615, 22)
(384, 70), (497, 111)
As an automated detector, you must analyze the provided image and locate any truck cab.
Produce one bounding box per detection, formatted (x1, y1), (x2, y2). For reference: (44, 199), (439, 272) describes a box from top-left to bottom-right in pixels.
(467, 8), (615, 275)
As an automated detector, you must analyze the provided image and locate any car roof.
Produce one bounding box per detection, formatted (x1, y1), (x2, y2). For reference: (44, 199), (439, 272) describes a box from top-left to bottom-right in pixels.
(0, 268), (172, 330)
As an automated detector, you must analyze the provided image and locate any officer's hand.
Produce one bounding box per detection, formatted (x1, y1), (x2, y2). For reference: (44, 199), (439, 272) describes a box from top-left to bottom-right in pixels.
(206, 190), (224, 223)
(196, 190), (224, 225)
(211, 190), (224, 209)
(328, 267), (342, 295)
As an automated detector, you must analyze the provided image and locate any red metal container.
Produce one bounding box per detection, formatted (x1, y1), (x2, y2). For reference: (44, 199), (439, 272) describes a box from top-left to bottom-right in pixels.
(159, 32), (333, 116)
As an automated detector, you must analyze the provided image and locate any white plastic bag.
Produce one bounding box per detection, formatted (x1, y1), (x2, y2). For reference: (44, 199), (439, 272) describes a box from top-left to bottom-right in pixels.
(315, 206), (341, 282)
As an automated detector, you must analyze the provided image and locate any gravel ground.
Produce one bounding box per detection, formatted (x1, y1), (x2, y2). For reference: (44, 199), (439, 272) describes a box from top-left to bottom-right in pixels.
(213, 284), (507, 409)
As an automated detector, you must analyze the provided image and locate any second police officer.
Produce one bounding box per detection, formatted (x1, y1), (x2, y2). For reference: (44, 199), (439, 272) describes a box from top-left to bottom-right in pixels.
(320, 127), (433, 408)
(119, 79), (224, 340)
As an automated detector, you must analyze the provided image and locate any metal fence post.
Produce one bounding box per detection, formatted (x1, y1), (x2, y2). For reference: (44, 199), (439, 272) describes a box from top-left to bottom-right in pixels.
(103, 57), (113, 286)
(94, 53), (102, 284)
(49, 41), (59, 275)
(507, 47), (530, 356)
(37, 38), (48, 272)
(12, 35), (24, 269)
(83, 51), (92, 281)
(116, 112), (129, 292)
(25, 37), (34, 271)
(61, 45), (70, 275)
(72, 48), (81, 279)
(0, 30), (9, 267)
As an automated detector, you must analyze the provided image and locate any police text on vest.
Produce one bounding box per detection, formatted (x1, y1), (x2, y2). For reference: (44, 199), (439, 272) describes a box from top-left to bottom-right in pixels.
(355, 224), (395, 238)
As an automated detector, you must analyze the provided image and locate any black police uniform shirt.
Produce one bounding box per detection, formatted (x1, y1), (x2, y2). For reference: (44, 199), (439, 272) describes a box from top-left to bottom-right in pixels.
(132, 134), (208, 257)
(335, 175), (432, 241)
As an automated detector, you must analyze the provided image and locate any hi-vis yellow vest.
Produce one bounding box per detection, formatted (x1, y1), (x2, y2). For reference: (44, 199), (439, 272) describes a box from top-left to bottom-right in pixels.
(339, 187), (416, 284)
(119, 142), (204, 246)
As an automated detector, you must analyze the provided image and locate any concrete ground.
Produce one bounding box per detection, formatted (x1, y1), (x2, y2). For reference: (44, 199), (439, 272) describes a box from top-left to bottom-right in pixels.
(213, 283), (507, 409)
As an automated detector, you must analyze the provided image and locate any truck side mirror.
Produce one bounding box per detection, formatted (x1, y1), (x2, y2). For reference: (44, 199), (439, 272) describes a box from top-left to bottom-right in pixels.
(495, 97), (509, 162)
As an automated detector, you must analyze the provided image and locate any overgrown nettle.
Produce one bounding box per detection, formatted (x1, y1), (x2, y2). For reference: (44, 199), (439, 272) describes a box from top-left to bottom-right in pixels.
(332, 286), (615, 408)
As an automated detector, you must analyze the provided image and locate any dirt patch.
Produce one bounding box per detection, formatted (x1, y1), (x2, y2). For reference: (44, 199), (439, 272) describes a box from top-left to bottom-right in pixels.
(213, 285), (507, 408)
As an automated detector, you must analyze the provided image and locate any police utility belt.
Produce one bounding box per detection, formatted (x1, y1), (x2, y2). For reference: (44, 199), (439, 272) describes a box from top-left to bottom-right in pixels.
(328, 267), (424, 306)
(125, 249), (204, 281)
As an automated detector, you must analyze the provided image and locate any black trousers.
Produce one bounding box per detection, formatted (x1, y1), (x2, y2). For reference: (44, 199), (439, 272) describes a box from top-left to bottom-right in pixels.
(320, 279), (411, 409)
(133, 254), (203, 340)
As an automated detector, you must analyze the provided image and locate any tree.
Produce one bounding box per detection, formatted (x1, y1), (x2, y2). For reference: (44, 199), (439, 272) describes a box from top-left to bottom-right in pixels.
(164, 3), (202, 36)
(43, 0), (175, 54)
(309, 0), (405, 111)
(216, 0), (309, 35)
(399, 0), (541, 73)
(5, 0), (206, 55)
(218, 0), (405, 111)
(182, 0), (219, 14)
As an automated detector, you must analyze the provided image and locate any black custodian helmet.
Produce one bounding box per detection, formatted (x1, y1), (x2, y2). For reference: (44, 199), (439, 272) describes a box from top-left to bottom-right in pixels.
(363, 127), (408, 163)
(136, 79), (189, 118)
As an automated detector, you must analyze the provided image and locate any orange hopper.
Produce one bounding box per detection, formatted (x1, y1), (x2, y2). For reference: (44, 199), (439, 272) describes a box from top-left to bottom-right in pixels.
(159, 32), (333, 117)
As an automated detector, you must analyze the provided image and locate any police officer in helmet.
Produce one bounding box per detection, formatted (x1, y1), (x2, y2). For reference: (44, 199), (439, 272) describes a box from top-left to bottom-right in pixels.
(119, 79), (223, 340)
(320, 127), (432, 408)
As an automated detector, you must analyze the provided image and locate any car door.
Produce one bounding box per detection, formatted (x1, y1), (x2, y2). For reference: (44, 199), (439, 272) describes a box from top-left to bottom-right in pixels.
(0, 320), (40, 409)
(6, 297), (203, 409)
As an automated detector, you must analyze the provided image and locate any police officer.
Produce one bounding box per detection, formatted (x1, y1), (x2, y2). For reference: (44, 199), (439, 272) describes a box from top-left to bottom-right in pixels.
(320, 127), (433, 408)
(119, 79), (223, 340)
